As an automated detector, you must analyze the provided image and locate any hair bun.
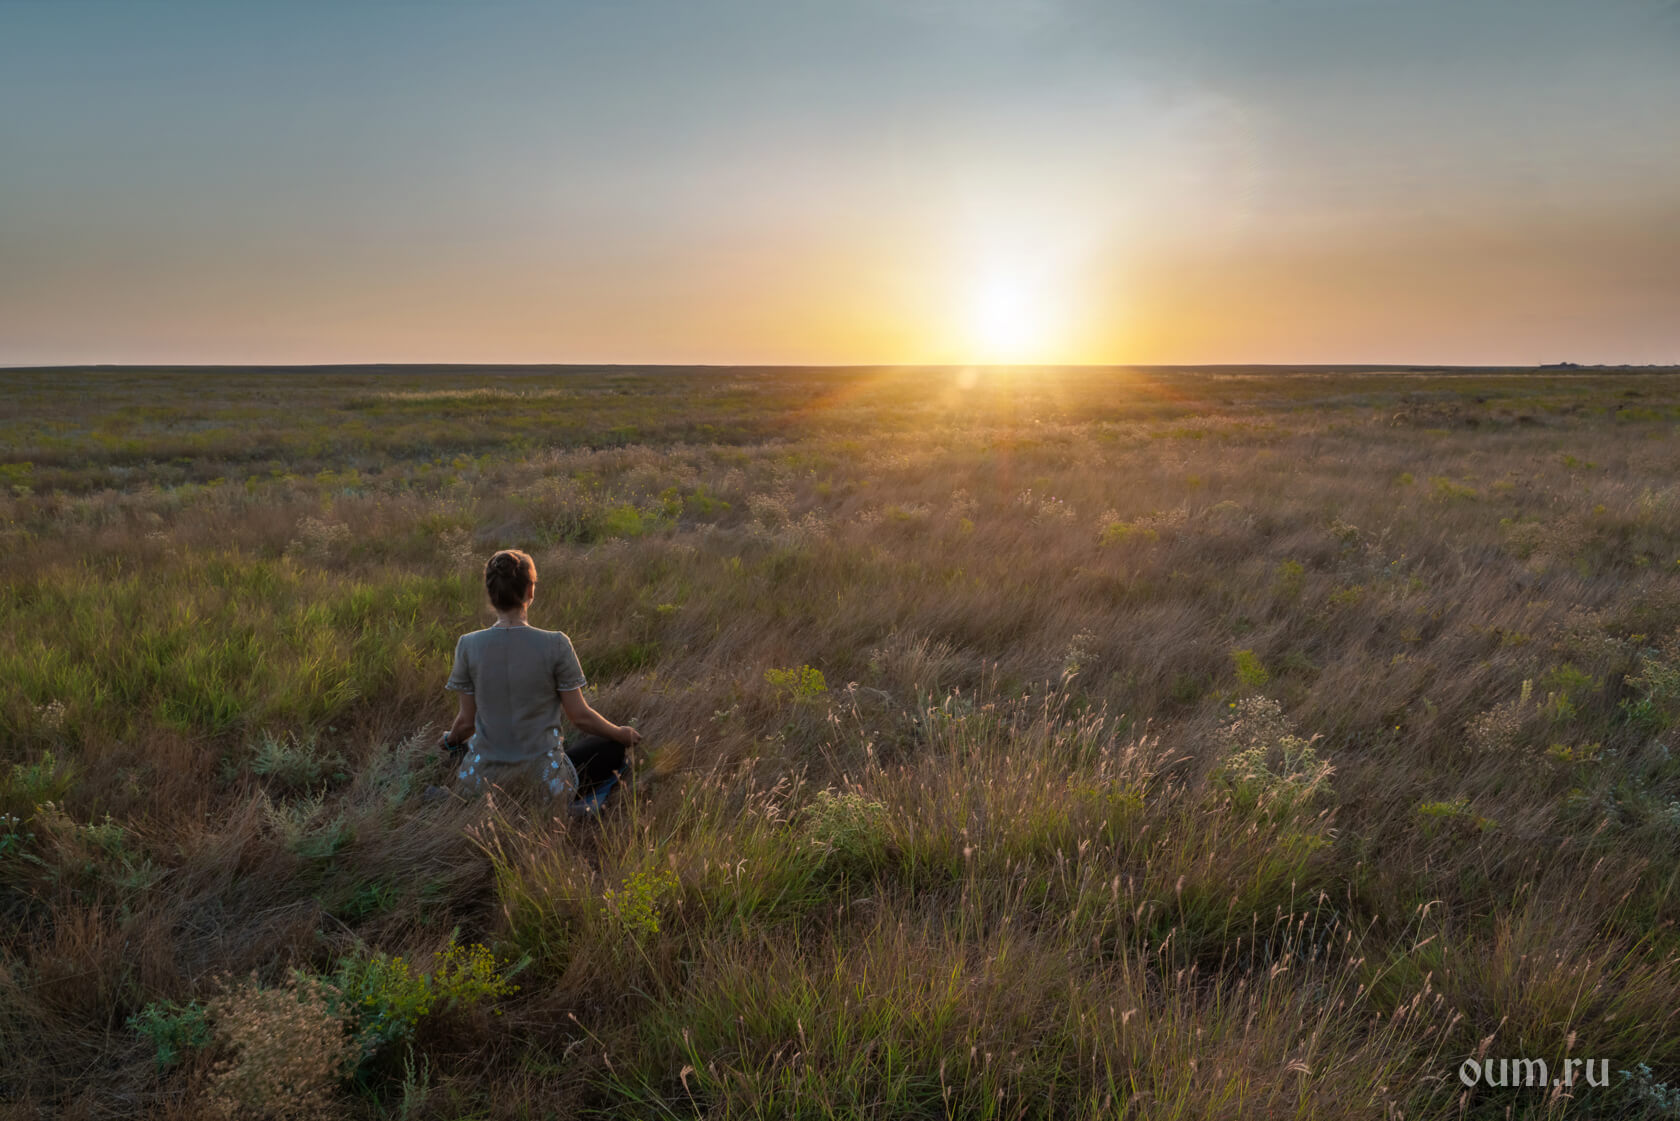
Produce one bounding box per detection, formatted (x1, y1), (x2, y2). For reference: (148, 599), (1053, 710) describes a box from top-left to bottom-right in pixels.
(483, 548), (537, 611)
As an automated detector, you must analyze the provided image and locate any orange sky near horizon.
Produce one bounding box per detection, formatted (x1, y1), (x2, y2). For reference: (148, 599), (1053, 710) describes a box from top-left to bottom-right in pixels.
(2, 2), (1677, 368)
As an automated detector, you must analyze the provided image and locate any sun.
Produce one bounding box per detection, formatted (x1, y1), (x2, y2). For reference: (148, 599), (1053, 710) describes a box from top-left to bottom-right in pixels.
(967, 270), (1057, 363)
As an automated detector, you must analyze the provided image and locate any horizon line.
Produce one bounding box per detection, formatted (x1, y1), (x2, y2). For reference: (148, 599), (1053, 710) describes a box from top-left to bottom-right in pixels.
(5, 361), (1678, 374)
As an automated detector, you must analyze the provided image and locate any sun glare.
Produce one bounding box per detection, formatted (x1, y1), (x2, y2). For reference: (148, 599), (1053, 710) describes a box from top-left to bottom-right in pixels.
(967, 270), (1057, 363)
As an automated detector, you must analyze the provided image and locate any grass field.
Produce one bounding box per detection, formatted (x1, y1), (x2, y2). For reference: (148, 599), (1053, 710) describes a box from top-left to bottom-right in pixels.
(4, 364), (1680, 1119)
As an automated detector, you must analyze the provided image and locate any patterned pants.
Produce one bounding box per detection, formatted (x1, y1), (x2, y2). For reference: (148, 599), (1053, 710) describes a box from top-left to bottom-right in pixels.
(456, 728), (580, 802)
(455, 731), (627, 805)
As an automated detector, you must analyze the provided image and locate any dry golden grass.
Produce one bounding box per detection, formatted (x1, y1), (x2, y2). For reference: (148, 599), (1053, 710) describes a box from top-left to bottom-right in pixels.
(2, 364), (1680, 1118)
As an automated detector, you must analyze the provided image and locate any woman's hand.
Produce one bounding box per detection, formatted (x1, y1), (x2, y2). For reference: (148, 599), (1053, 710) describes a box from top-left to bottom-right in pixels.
(614, 724), (642, 748)
(444, 695), (477, 752)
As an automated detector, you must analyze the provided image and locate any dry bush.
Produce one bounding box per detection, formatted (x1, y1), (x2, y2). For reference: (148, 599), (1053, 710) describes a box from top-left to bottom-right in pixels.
(201, 971), (355, 1121)
(282, 516), (351, 565)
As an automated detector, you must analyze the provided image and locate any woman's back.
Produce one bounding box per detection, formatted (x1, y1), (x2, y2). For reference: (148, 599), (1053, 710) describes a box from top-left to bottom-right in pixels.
(446, 624), (586, 764)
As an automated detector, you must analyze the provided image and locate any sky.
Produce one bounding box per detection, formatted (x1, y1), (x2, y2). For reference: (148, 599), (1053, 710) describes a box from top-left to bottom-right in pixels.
(2, 0), (1677, 367)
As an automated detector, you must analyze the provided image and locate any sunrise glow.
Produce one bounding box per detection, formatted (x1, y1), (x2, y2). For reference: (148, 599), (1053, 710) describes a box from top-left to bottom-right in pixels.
(1, 2), (1675, 366)
(967, 270), (1060, 364)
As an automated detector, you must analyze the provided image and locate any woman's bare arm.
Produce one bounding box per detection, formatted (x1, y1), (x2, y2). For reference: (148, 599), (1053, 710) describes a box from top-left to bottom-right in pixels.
(560, 688), (641, 747)
(444, 693), (476, 748)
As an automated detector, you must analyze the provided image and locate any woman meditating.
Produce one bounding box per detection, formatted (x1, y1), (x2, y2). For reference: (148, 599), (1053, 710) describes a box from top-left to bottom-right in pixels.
(441, 549), (640, 809)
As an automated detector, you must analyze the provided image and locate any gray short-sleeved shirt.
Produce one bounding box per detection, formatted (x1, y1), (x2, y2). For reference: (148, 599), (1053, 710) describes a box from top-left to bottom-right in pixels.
(445, 625), (587, 765)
